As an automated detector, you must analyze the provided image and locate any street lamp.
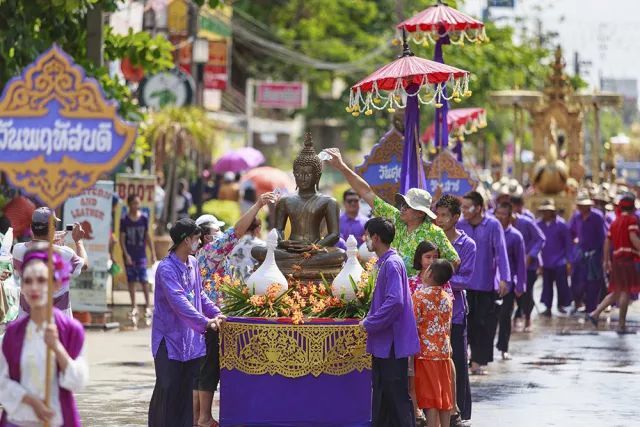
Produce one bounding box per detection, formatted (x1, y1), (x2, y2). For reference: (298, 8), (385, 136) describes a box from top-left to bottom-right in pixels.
(192, 37), (209, 107)
(192, 37), (209, 64)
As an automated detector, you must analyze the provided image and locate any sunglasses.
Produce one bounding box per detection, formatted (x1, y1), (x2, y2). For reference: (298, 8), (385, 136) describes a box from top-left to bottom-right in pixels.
(345, 199), (360, 204)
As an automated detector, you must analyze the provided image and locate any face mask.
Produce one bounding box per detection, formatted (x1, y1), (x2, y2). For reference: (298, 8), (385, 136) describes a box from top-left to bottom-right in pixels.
(190, 238), (200, 253)
(365, 236), (374, 252)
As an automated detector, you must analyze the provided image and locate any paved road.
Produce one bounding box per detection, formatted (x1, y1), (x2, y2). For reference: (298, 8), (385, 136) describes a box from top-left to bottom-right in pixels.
(75, 304), (639, 426)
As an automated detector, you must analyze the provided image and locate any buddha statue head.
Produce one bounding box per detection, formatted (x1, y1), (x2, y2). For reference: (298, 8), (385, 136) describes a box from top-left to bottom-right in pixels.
(293, 135), (322, 192)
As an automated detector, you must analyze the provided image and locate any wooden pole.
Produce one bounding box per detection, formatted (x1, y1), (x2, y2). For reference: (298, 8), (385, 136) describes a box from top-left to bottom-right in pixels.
(44, 214), (55, 427)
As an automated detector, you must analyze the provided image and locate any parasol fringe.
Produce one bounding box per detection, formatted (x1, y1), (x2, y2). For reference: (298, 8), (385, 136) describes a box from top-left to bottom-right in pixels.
(348, 72), (470, 116)
(398, 25), (488, 46)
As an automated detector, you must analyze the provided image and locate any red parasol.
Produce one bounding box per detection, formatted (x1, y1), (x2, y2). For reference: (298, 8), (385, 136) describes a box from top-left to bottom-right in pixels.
(397, 1), (487, 46)
(422, 107), (486, 143)
(347, 48), (470, 116)
(2, 195), (36, 237)
(240, 166), (295, 196)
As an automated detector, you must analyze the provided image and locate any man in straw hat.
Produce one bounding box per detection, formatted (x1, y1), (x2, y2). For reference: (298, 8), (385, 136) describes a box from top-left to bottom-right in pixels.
(323, 148), (459, 276)
(537, 200), (573, 319)
(568, 193), (607, 314)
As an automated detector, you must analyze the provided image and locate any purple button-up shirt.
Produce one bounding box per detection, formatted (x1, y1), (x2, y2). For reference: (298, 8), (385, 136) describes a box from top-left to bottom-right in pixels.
(458, 215), (511, 292)
(152, 252), (220, 362)
(363, 249), (419, 359)
(449, 231), (476, 325)
(504, 225), (526, 294)
(339, 212), (368, 245)
(513, 214), (546, 271)
(538, 216), (572, 268)
(568, 208), (607, 253)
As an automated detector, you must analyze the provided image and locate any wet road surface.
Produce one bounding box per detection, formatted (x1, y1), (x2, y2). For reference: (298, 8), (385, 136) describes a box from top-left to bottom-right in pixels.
(75, 302), (639, 426)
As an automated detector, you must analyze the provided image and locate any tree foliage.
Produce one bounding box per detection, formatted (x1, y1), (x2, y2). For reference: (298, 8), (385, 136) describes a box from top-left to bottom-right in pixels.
(0, 0), (174, 121)
(232, 0), (553, 151)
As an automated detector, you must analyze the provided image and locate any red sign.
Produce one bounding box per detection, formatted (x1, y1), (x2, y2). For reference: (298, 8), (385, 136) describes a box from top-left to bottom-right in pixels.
(203, 40), (228, 90)
(170, 35), (192, 76)
(256, 82), (308, 109)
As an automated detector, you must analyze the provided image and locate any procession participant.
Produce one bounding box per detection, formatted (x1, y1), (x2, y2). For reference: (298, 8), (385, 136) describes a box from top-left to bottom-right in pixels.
(511, 194), (535, 220)
(13, 208), (87, 317)
(0, 246), (89, 427)
(340, 188), (369, 246)
(120, 194), (157, 321)
(193, 193), (276, 427)
(568, 194), (607, 313)
(537, 200), (573, 317)
(323, 148), (459, 276)
(412, 259), (455, 427)
(588, 192), (640, 333)
(149, 218), (226, 427)
(494, 203), (526, 360)
(512, 199), (546, 330)
(434, 194), (476, 425)
(458, 191), (510, 375)
(360, 217), (419, 427)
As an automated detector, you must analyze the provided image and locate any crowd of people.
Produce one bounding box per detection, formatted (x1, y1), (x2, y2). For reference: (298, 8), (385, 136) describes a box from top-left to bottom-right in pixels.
(0, 149), (638, 426)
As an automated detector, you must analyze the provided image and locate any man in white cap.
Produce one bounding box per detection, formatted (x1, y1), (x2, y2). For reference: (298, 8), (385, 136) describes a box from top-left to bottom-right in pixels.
(323, 148), (459, 276)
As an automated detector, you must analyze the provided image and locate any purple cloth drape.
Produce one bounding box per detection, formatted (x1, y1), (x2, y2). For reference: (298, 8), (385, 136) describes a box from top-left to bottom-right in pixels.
(399, 84), (426, 194)
(433, 34), (451, 153)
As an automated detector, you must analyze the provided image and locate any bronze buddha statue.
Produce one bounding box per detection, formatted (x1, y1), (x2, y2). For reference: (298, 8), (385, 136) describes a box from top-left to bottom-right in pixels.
(252, 137), (346, 280)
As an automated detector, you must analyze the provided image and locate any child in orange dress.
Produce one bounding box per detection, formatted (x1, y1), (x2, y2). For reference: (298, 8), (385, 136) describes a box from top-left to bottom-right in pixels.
(412, 259), (455, 427)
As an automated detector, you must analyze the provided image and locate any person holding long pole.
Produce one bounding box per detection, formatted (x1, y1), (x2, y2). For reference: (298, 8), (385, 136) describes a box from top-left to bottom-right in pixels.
(0, 245), (89, 426)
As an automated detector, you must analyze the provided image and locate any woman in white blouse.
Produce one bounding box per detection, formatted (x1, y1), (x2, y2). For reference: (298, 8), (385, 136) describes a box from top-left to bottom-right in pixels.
(0, 246), (88, 427)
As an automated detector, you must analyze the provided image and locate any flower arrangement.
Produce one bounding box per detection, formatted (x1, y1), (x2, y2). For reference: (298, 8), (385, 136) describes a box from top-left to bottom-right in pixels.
(214, 258), (378, 324)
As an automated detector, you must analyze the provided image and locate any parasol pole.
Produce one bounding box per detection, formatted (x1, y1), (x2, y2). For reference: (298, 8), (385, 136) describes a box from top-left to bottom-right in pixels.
(44, 213), (55, 427)
(414, 122), (426, 190)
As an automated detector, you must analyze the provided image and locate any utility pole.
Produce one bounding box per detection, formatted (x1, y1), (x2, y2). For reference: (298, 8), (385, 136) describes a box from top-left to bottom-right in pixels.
(86, 5), (104, 67)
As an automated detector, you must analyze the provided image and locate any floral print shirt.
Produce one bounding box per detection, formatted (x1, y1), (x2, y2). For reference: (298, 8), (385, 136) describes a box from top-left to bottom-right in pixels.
(223, 235), (266, 282)
(373, 196), (459, 277)
(409, 275), (454, 300)
(412, 283), (453, 360)
(196, 227), (238, 303)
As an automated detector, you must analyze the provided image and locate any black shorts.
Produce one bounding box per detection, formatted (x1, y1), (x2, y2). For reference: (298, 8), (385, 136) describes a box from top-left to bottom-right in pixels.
(194, 329), (220, 393)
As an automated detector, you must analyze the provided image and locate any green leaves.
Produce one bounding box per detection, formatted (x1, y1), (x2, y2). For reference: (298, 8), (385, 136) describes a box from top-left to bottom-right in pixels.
(104, 27), (175, 74)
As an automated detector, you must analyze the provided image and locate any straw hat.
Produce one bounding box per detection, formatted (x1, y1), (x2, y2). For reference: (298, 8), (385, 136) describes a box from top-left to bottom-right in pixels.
(538, 199), (557, 211)
(576, 193), (595, 206)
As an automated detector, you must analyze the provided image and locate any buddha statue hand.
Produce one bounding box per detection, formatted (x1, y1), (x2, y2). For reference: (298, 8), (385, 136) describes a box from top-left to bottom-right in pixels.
(279, 240), (325, 254)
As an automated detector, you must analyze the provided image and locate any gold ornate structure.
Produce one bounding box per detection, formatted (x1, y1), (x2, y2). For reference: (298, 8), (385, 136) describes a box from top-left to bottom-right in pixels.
(491, 46), (622, 217)
(220, 320), (371, 378)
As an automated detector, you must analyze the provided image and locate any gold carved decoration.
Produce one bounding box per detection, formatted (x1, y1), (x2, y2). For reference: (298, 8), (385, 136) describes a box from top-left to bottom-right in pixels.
(220, 320), (371, 378)
(0, 45), (136, 208)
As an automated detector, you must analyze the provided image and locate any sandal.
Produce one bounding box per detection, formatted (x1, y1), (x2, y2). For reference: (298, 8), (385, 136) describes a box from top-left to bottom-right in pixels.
(585, 314), (598, 327)
(470, 367), (488, 376)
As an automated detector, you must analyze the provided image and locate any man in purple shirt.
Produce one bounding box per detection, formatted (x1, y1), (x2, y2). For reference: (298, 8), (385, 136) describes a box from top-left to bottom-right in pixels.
(494, 203), (526, 361)
(512, 206), (546, 331)
(149, 218), (226, 427)
(568, 195), (607, 313)
(458, 191), (510, 375)
(360, 217), (419, 427)
(435, 194), (476, 424)
(340, 188), (369, 245)
(511, 194), (535, 221)
(538, 200), (573, 316)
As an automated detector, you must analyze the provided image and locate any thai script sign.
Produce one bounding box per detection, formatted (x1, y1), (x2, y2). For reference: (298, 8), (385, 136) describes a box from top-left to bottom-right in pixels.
(356, 127), (429, 204)
(0, 45), (136, 208)
(425, 150), (477, 197)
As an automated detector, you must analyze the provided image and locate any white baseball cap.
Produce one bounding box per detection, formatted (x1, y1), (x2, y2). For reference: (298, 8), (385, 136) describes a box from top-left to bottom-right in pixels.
(195, 214), (225, 228)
